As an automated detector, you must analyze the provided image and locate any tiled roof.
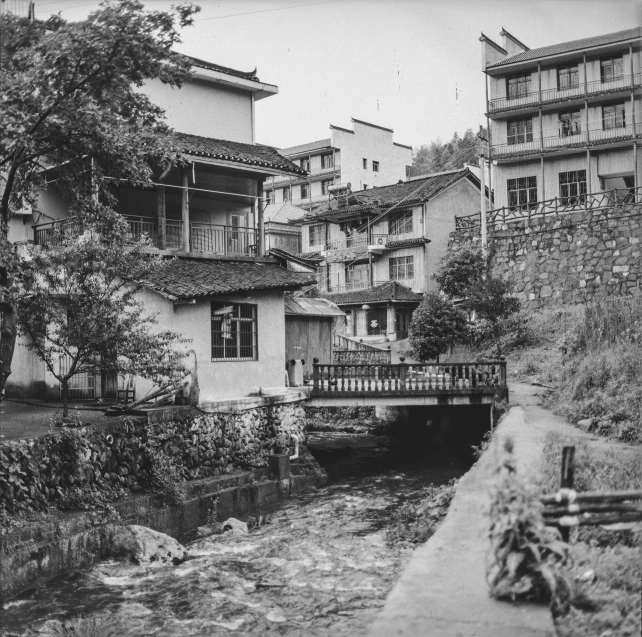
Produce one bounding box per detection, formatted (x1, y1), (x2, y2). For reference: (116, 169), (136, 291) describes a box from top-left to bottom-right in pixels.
(144, 258), (316, 301)
(264, 202), (307, 224)
(296, 251), (324, 262)
(303, 169), (478, 220)
(171, 133), (307, 176)
(387, 237), (431, 249)
(487, 27), (641, 69)
(321, 281), (423, 306)
(284, 297), (345, 317)
(279, 138), (333, 157)
(268, 248), (319, 270)
(182, 54), (260, 81)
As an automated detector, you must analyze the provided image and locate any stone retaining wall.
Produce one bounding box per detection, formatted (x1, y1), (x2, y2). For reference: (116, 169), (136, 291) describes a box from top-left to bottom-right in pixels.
(449, 207), (641, 307)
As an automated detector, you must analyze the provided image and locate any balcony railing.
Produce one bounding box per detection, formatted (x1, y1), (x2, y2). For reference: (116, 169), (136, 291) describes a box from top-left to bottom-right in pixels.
(324, 233), (388, 251)
(488, 73), (642, 114)
(454, 186), (642, 230)
(492, 124), (639, 158)
(34, 216), (257, 256)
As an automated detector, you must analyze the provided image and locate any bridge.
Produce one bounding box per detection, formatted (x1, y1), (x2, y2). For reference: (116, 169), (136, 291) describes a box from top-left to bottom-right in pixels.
(305, 358), (507, 409)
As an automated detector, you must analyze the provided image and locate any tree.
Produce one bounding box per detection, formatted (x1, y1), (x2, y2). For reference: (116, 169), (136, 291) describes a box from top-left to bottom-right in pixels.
(16, 234), (188, 417)
(409, 293), (468, 362)
(434, 248), (486, 299)
(0, 0), (199, 395)
(409, 128), (486, 177)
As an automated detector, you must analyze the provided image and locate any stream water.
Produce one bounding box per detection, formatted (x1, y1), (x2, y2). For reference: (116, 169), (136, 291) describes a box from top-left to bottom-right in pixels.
(1, 433), (469, 637)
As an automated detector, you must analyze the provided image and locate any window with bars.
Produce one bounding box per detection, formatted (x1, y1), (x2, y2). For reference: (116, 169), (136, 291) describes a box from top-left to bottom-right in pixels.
(507, 176), (538, 211)
(602, 103), (626, 130)
(211, 302), (258, 361)
(388, 210), (413, 235)
(559, 170), (587, 205)
(372, 160), (379, 172)
(308, 224), (325, 246)
(558, 110), (582, 136)
(321, 179), (333, 195)
(506, 72), (531, 100)
(389, 256), (414, 280)
(601, 56), (624, 82)
(300, 158), (310, 172)
(300, 183), (309, 199)
(507, 117), (533, 144)
(557, 64), (579, 90)
(265, 190), (274, 205)
(320, 154), (334, 169)
(282, 187), (291, 202)
(345, 262), (368, 284)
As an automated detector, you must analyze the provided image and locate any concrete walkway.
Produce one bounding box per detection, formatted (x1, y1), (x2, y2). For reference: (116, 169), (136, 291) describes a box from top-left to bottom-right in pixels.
(369, 383), (575, 637)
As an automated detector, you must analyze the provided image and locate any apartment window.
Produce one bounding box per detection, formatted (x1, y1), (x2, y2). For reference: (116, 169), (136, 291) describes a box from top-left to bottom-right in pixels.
(321, 154), (334, 169)
(388, 210), (413, 235)
(363, 158), (368, 169)
(211, 302), (258, 361)
(265, 190), (274, 205)
(345, 262), (368, 284)
(300, 183), (309, 199)
(321, 179), (333, 195)
(601, 56), (624, 82)
(602, 102), (626, 130)
(372, 160), (379, 172)
(282, 187), (291, 202)
(557, 64), (579, 90)
(507, 176), (538, 211)
(558, 110), (582, 136)
(363, 184), (368, 190)
(559, 170), (587, 205)
(300, 158), (310, 172)
(309, 224), (325, 246)
(506, 72), (531, 100)
(507, 117), (533, 144)
(389, 256), (414, 280)
(366, 307), (387, 336)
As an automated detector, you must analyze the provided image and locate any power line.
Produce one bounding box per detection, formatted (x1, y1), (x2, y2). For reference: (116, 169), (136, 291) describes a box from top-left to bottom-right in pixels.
(194, 0), (341, 22)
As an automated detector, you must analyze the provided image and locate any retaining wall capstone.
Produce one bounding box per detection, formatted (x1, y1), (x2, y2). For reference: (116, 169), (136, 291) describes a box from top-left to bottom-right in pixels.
(449, 207), (641, 307)
(0, 403), (307, 515)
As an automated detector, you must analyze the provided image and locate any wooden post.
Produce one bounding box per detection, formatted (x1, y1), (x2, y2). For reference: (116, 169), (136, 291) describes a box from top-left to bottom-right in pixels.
(181, 167), (190, 253)
(480, 152), (488, 255)
(560, 445), (575, 542)
(313, 357), (319, 393)
(257, 180), (265, 256)
(156, 185), (166, 249)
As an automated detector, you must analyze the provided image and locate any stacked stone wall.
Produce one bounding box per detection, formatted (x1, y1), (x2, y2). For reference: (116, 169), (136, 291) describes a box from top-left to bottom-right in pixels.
(0, 403), (306, 515)
(448, 208), (641, 307)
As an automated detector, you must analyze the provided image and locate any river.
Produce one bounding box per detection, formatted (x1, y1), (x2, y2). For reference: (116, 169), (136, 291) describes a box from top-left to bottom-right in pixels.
(1, 433), (469, 637)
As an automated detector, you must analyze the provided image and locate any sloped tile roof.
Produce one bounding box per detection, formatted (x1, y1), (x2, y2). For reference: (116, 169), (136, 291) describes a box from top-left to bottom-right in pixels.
(321, 281), (423, 306)
(144, 258), (316, 301)
(284, 297), (345, 317)
(487, 27), (641, 69)
(279, 138), (333, 157)
(182, 54), (260, 81)
(303, 169), (479, 220)
(171, 132), (307, 176)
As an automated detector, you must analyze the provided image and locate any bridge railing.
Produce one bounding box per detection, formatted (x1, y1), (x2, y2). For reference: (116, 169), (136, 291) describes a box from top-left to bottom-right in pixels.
(311, 359), (507, 396)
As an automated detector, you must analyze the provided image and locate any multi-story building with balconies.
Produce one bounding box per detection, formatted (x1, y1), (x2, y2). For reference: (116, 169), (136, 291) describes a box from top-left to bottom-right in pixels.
(299, 168), (483, 341)
(481, 27), (640, 213)
(263, 118), (413, 213)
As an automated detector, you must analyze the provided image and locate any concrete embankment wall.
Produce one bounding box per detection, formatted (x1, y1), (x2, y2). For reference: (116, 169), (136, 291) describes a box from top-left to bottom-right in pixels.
(449, 207), (641, 307)
(0, 399), (326, 601)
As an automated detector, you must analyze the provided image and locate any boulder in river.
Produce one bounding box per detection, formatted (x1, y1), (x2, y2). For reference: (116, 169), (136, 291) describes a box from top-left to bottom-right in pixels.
(222, 517), (248, 535)
(108, 525), (188, 565)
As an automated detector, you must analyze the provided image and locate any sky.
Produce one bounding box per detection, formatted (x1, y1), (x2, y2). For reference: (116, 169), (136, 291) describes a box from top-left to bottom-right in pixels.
(33, 0), (641, 150)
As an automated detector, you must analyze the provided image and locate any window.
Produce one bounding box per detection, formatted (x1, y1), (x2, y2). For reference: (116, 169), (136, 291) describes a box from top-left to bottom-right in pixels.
(300, 183), (309, 199)
(282, 187), (290, 202)
(366, 307), (387, 336)
(321, 154), (334, 169)
(388, 210), (413, 235)
(506, 72), (531, 100)
(265, 190), (274, 205)
(309, 224), (325, 246)
(558, 110), (582, 136)
(321, 179), (333, 195)
(559, 170), (587, 205)
(372, 160), (379, 172)
(602, 102), (626, 130)
(300, 158), (310, 172)
(363, 158), (367, 169)
(601, 56), (624, 82)
(557, 64), (579, 90)
(363, 184), (368, 190)
(211, 302), (258, 361)
(507, 117), (533, 144)
(345, 262), (368, 284)
(389, 256), (414, 280)
(508, 177), (538, 211)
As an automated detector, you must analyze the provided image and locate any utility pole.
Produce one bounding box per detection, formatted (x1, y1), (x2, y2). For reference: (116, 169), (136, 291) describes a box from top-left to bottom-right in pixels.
(477, 129), (489, 256)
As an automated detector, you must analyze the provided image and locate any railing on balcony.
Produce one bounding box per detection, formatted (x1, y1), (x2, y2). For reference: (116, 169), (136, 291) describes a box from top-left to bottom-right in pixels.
(487, 73), (642, 113)
(33, 217), (81, 247)
(324, 233), (388, 251)
(454, 186), (642, 230)
(492, 124), (639, 157)
(319, 281), (371, 293)
(190, 223), (257, 255)
(311, 360), (507, 397)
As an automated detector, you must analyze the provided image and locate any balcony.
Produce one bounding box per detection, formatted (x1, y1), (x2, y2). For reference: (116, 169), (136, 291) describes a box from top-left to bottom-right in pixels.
(454, 185), (642, 229)
(321, 233), (388, 262)
(487, 73), (642, 116)
(492, 124), (640, 160)
(33, 215), (258, 256)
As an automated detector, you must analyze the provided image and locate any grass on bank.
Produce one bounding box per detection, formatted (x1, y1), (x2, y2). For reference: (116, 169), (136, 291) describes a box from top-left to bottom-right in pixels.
(540, 431), (641, 637)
